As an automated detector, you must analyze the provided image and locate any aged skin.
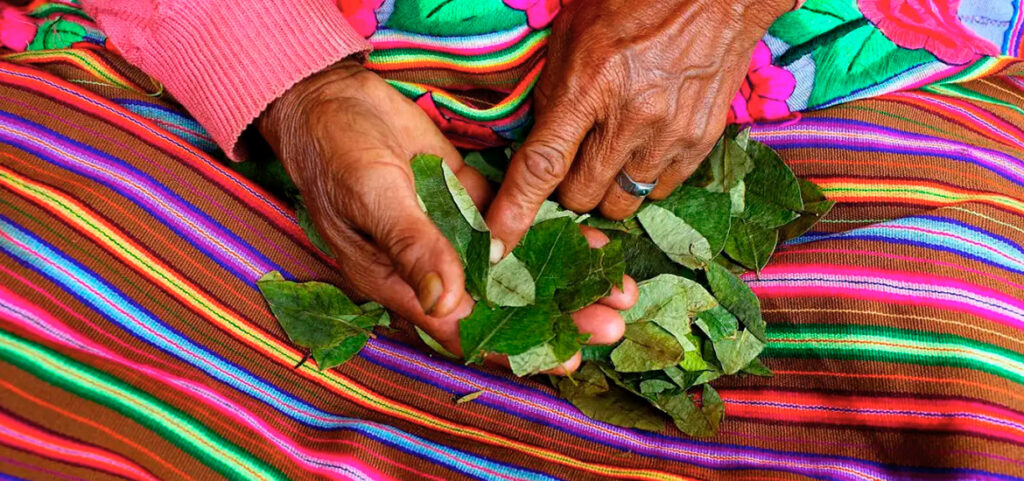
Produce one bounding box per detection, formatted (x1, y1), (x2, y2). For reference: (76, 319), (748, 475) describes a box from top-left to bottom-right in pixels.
(258, 0), (790, 371)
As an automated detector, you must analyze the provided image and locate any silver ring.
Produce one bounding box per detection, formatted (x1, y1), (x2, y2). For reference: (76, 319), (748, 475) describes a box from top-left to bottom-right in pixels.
(615, 170), (657, 197)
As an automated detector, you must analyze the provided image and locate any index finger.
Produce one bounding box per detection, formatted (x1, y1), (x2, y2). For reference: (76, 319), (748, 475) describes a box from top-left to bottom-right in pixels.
(485, 103), (592, 252)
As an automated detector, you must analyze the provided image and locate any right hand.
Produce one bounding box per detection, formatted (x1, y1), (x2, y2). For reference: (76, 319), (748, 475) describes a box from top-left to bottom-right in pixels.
(258, 59), (636, 370)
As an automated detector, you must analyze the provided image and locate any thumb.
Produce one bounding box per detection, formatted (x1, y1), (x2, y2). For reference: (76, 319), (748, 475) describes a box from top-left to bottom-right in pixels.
(348, 166), (467, 318)
(485, 101), (592, 251)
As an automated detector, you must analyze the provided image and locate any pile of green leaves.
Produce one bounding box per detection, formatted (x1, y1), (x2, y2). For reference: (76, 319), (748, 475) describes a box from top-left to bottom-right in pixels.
(256, 127), (832, 436)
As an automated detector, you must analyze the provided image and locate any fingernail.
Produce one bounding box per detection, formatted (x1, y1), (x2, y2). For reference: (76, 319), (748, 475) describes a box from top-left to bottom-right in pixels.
(489, 238), (505, 264)
(418, 272), (443, 315)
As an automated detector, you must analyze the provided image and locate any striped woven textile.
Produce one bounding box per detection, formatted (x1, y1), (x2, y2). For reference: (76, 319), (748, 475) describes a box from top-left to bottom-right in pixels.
(2, 6), (1024, 481)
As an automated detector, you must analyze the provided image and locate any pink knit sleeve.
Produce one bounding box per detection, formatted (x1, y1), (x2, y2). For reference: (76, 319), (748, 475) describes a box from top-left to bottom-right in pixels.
(81, 0), (371, 160)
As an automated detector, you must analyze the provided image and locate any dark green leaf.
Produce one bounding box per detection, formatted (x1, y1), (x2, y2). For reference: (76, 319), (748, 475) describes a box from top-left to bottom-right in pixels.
(607, 231), (688, 282)
(638, 204), (713, 269)
(581, 344), (614, 362)
(459, 302), (557, 363)
(295, 199), (333, 256)
(640, 379), (677, 396)
(513, 217), (592, 299)
(655, 186), (732, 258)
(742, 140), (803, 228)
(508, 315), (584, 376)
(462, 149), (507, 183)
(257, 271), (366, 349)
(584, 215), (642, 234)
(611, 322), (684, 372)
(312, 334), (369, 370)
(554, 240), (625, 311)
(778, 178), (835, 242)
(724, 217), (778, 272)
(554, 363), (665, 431)
(706, 262), (766, 341)
(741, 358), (774, 377)
(416, 327), (457, 359)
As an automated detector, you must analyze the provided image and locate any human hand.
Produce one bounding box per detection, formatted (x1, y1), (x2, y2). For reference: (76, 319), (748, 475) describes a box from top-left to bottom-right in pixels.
(486, 0), (794, 250)
(259, 60), (636, 368)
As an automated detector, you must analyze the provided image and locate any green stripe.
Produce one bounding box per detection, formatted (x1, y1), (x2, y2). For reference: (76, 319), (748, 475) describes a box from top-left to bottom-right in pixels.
(368, 29), (548, 68)
(765, 324), (1024, 385)
(0, 329), (287, 481)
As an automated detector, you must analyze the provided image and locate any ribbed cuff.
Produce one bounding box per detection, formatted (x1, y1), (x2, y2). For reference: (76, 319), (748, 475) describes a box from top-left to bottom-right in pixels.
(89, 0), (370, 160)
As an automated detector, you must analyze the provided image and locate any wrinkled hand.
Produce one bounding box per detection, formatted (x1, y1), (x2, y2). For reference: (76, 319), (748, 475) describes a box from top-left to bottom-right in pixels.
(487, 0), (793, 250)
(258, 60), (636, 371)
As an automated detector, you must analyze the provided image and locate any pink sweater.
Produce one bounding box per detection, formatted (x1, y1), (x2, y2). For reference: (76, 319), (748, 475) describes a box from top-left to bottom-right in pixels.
(81, 0), (370, 160)
(81, 1), (804, 161)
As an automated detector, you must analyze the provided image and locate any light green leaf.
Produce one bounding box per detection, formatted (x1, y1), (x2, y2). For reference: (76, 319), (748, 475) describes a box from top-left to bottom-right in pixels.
(741, 358), (774, 377)
(638, 204), (713, 269)
(640, 379), (677, 396)
(459, 302), (557, 363)
(312, 334), (369, 371)
(442, 162), (489, 232)
(486, 253), (535, 307)
(695, 305), (739, 343)
(611, 322), (684, 372)
(257, 271), (366, 349)
(416, 327), (457, 359)
(455, 390), (485, 404)
(533, 200), (581, 225)
(624, 274), (718, 326)
(712, 329), (765, 375)
(678, 349), (709, 372)
(706, 262), (766, 341)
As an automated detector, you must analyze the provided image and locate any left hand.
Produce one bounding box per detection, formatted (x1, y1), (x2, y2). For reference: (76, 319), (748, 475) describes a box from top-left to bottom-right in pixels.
(486, 0), (794, 250)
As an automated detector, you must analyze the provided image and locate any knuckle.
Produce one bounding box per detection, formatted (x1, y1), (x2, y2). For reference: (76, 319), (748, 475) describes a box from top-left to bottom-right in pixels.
(520, 142), (570, 186)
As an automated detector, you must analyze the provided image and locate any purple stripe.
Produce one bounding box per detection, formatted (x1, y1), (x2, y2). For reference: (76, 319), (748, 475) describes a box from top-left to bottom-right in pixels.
(361, 339), (914, 481)
(0, 111), (280, 285)
(750, 118), (1024, 186)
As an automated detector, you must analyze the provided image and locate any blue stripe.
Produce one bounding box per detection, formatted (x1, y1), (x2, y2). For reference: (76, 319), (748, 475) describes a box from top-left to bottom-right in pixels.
(0, 215), (554, 481)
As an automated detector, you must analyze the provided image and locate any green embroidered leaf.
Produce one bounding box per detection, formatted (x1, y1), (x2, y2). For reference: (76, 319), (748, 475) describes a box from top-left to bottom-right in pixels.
(459, 302), (557, 363)
(554, 363), (665, 431)
(611, 322), (684, 372)
(711, 329), (765, 375)
(638, 204), (713, 270)
(706, 262), (766, 341)
(257, 271), (366, 349)
(29, 19), (86, 50)
(513, 217), (592, 299)
(486, 253), (535, 307)
(655, 186), (732, 258)
(385, 0), (526, 36)
(724, 217), (778, 273)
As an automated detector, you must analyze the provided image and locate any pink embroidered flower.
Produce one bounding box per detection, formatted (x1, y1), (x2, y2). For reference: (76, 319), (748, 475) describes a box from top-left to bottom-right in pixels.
(728, 41), (796, 124)
(415, 94), (502, 148)
(338, 0), (384, 38)
(504, 0), (570, 30)
(858, 0), (999, 65)
(0, 6), (37, 52)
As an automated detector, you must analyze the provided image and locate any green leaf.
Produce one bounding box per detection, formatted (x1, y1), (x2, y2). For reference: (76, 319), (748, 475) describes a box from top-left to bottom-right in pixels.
(742, 140), (803, 229)
(385, 0), (526, 36)
(29, 19), (86, 50)
(486, 253), (535, 307)
(411, 154), (491, 299)
(459, 302), (557, 363)
(581, 344), (614, 362)
(695, 305), (739, 343)
(741, 358), (774, 377)
(455, 390), (486, 404)
(607, 231), (688, 282)
(513, 217), (592, 299)
(711, 329), (765, 375)
(508, 315), (584, 376)
(655, 186), (732, 258)
(637, 204), (713, 270)
(678, 349), (709, 372)
(624, 274), (718, 326)
(554, 239), (625, 312)
(257, 271), (366, 349)
(611, 322), (684, 372)
(533, 200), (582, 225)
(584, 215), (642, 234)
(295, 199), (333, 256)
(416, 327), (458, 359)
(640, 379), (677, 396)
(728, 180), (746, 216)
(778, 178), (835, 242)
(689, 137), (754, 194)
(311, 334), (369, 371)
(724, 217), (778, 272)
(554, 364), (665, 431)
(462, 150), (506, 183)
(706, 262), (766, 341)
(652, 384), (725, 437)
